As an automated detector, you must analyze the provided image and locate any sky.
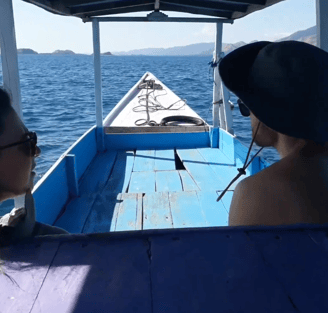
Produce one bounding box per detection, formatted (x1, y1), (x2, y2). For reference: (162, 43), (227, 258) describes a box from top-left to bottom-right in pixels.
(12, 0), (316, 54)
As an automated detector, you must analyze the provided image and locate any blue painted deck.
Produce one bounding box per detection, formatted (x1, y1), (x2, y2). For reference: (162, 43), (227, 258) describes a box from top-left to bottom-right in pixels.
(2, 225), (328, 312)
(54, 146), (251, 234)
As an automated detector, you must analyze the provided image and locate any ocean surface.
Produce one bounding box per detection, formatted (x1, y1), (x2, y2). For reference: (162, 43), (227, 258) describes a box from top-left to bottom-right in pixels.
(0, 55), (280, 187)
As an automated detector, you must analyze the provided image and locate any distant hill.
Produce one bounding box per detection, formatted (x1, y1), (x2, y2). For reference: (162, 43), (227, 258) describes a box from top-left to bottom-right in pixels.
(11, 25), (317, 57)
(17, 48), (38, 55)
(275, 25), (316, 46)
(52, 50), (75, 55)
(113, 25), (317, 56)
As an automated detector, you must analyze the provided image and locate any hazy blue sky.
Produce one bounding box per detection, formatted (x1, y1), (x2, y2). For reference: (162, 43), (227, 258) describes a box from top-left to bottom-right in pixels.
(12, 0), (316, 54)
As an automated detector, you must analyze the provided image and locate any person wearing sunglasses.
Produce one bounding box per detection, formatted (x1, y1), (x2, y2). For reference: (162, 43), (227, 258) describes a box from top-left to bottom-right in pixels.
(218, 41), (328, 227)
(0, 88), (68, 244)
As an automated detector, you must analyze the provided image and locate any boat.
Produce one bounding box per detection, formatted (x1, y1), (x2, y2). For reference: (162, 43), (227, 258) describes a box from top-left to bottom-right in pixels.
(1, 1), (328, 312)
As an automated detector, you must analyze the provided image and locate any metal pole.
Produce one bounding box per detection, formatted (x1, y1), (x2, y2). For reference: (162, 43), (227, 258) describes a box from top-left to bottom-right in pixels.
(92, 18), (105, 152)
(221, 81), (234, 135)
(316, 0), (328, 53)
(213, 23), (223, 129)
(0, 0), (23, 119)
(0, 0), (25, 209)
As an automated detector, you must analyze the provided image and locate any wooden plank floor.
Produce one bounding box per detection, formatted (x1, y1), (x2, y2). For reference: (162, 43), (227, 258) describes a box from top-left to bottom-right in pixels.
(60, 147), (247, 233)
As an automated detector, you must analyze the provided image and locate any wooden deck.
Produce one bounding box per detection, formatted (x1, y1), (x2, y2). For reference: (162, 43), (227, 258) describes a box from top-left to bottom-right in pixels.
(54, 147), (246, 234)
(2, 225), (328, 313)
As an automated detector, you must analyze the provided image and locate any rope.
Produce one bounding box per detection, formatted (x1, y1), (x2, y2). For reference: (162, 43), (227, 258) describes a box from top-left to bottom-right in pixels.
(134, 79), (187, 127)
(216, 121), (264, 202)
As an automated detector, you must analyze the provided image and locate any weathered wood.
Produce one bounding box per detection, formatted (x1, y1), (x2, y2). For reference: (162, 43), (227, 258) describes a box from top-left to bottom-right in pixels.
(104, 150), (135, 193)
(169, 191), (207, 228)
(82, 192), (122, 233)
(178, 170), (200, 191)
(115, 193), (140, 231)
(136, 193), (143, 230)
(104, 132), (210, 150)
(54, 193), (98, 234)
(155, 171), (182, 192)
(2, 226), (328, 312)
(220, 190), (233, 214)
(129, 171), (156, 193)
(197, 147), (235, 166)
(133, 150), (156, 172)
(143, 192), (173, 230)
(197, 191), (229, 227)
(150, 229), (297, 312)
(29, 239), (152, 313)
(247, 230), (328, 311)
(177, 149), (225, 191)
(154, 149), (176, 171)
(0, 241), (60, 313)
(79, 150), (117, 195)
(105, 126), (209, 134)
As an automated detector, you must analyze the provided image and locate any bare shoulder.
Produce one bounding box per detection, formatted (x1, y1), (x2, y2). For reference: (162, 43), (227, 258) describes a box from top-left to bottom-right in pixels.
(228, 165), (287, 226)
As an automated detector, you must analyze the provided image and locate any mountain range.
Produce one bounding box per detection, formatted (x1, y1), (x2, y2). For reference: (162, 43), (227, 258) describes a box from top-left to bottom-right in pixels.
(11, 25), (316, 56)
(112, 25), (316, 56)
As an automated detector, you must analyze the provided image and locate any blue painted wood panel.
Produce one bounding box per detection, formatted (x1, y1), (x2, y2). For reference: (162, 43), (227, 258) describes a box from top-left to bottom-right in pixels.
(33, 158), (69, 225)
(79, 150), (117, 195)
(219, 191), (233, 214)
(65, 154), (79, 197)
(104, 150), (135, 193)
(129, 171), (156, 193)
(178, 170), (200, 191)
(198, 147), (235, 165)
(82, 192), (122, 233)
(55, 150), (118, 233)
(247, 230), (328, 311)
(69, 126), (97, 181)
(151, 230), (297, 312)
(29, 239), (152, 313)
(155, 171), (182, 192)
(154, 149), (176, 171)
(219, 128), (234, 161)
(3, 226), (328, 312)
(115, 193), (141, 231)
(177, 149), (225, 191)
(169, 191), (207, 228)
(198, 147), (244, 190)
(54, 193), (98, 234)
(105, 132), (210, 150)
(143, 192), (173, 230)
(197, 192), (229, 227)
(0, 241), (60, 313)
(133, 150), (155, 172)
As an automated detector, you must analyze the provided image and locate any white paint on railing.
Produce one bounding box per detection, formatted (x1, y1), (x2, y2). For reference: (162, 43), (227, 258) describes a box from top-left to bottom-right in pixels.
(213, 23), (223, 129)
(0, 0), (26, 209)
(92, 18), (105, 152)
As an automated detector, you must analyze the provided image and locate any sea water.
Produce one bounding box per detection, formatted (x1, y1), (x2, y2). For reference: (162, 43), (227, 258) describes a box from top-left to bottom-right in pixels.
(0, 55), (279, 189)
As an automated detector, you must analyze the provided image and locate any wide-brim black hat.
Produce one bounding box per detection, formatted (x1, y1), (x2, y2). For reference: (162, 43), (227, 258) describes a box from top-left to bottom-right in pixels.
(219, 41), (328, 142)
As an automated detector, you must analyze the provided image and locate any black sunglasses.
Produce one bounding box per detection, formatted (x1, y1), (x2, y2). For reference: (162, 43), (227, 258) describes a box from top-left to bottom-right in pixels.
(237, 99), (250, 117)
(0, 132), (38, 156)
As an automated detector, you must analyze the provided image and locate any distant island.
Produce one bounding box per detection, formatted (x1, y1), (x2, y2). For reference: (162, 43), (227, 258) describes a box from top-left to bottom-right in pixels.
(17, 48), (38, 54)
(15, 25), (316, 57)
(52, 49), (75, 55)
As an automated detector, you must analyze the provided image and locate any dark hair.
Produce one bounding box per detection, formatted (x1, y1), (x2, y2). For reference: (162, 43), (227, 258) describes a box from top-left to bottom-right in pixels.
(0, 88), (14, 136)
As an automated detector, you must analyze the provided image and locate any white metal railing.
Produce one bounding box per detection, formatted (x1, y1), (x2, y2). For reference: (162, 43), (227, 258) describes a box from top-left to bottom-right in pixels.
(0, 0), (25, 209)
(92, 19), (105, 152)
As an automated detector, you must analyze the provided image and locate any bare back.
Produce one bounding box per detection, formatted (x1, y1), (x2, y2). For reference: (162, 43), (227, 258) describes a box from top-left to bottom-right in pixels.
(229, 148), (328, 226)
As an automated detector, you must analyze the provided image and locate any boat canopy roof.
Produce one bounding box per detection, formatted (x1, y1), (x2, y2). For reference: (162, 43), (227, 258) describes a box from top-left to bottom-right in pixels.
(22, 0), (285, 20)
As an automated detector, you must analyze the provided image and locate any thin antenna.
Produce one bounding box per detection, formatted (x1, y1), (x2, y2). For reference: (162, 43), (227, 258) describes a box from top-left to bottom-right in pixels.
(155, 0), (160, 10)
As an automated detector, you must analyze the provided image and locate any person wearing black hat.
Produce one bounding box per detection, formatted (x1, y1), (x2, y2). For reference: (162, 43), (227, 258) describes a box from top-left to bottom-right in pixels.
(219, 41), (328, 226)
